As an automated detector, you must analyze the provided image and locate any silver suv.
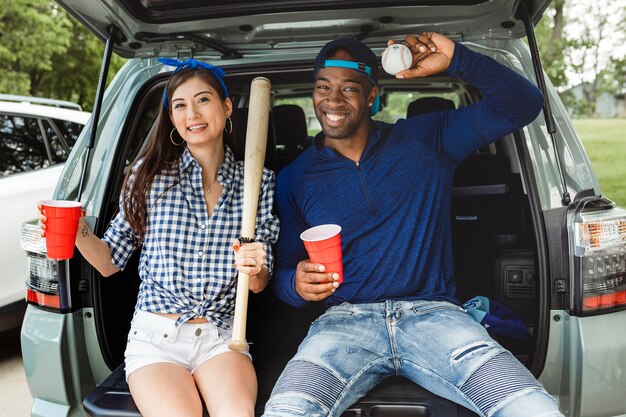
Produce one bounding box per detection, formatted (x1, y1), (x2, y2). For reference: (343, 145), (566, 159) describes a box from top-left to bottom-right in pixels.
(0, 94), (89, 332)
(19, 1), (626, 416)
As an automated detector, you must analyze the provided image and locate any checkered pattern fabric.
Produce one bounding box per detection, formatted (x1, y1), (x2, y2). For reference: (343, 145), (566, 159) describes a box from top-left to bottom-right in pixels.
(103, 146), (279, 328)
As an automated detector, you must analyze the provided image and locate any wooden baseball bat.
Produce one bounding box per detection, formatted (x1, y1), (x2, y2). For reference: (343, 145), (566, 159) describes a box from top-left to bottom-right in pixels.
(229, 77), (271, 351)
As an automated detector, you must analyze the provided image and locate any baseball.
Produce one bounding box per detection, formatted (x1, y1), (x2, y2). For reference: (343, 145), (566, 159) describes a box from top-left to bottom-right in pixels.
(382, 44), (413, 76)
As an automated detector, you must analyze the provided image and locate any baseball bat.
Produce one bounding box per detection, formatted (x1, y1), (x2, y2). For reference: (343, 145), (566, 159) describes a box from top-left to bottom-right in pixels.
(229, 77), (271, 351)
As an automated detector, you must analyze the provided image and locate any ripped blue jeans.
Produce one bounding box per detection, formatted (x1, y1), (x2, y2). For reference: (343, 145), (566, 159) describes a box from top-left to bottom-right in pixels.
(263, 300), (563, 417)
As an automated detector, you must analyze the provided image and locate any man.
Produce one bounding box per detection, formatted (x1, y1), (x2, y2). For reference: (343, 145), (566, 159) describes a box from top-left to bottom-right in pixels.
(264, 32), (562, 417)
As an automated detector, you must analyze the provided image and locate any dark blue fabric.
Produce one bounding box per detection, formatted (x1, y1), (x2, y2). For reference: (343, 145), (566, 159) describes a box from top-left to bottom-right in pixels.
(463, 296), (530, 340)
(484, 299), (530, 340)
(272, 43), (544, 308)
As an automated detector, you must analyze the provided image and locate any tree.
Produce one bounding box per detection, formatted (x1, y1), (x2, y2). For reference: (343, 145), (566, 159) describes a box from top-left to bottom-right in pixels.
(536, 0), (625, 116)
(536, 0), (569, 89)
(596, 12), (626, 98)
(37, 22), (126, 111)
(0, 0), (73, 95)
(563, 0), (625, 116)
(599, 56), (626, 95)
(0, 0), (125, 111)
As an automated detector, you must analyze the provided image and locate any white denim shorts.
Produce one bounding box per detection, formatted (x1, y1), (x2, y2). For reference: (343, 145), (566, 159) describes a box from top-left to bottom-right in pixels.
(124, 310), (251, 381)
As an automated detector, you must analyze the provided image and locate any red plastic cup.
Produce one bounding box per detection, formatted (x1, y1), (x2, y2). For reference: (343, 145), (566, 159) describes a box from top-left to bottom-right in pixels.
(40, 200), (82, 260)
(300, 224), (343, 283)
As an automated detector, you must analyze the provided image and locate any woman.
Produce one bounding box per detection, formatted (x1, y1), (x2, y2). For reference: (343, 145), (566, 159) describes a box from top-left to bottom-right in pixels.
(40, 58), (279, 417)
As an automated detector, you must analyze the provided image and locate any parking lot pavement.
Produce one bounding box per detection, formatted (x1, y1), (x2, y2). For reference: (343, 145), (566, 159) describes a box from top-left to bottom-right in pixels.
(0, 327), (32, 417)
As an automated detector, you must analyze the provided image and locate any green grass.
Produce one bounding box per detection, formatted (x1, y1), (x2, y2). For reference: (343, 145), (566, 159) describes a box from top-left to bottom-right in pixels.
(572, 118), (626, 207)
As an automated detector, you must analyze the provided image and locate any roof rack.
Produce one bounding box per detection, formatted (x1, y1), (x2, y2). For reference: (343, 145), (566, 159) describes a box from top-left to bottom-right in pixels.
(0, 94), (83, 111)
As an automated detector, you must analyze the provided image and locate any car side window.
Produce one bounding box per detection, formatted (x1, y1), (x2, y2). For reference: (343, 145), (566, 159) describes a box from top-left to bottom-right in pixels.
(0, 114), (49, 176)
(122, 87), (163, 168)
(53, 119), (83, 145)
(43, 119), (82, 164)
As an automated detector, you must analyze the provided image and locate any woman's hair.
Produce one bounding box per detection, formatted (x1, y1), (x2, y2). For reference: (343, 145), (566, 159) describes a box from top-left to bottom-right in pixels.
(122, 67), (232, 240)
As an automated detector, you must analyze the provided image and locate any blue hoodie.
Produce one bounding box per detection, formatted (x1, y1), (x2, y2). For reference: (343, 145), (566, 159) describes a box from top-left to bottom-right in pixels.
(273, 43), (544, 308)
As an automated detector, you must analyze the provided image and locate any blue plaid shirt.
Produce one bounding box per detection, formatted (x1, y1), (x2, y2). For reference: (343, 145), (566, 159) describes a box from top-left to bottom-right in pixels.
(103, 146), (280, 328)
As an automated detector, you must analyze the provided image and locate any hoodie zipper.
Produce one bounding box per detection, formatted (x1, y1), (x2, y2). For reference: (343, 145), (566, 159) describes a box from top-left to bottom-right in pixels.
(355, 161), (376, 215)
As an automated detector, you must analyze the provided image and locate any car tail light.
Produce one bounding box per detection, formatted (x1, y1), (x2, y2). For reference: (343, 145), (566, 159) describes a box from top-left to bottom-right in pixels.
(20, 221), (72, 312)
(571, 205), (626, 315)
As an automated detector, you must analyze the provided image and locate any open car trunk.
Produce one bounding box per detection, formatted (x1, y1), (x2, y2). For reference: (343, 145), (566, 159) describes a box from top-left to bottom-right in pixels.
(83, 60), (543, 417)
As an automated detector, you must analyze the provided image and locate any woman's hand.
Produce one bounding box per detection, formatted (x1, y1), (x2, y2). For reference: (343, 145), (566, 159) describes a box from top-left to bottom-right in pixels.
(38, 202), (86, 238)
(37, 202), (47, 237)
(233, 239), (269, 293)
(38, 202), (119, 277)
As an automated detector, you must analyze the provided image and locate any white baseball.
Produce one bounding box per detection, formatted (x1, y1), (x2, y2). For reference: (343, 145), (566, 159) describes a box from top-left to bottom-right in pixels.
(382, 44), (413, 75)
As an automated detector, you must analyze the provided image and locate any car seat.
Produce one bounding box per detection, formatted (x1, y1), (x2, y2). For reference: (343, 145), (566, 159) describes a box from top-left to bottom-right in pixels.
(406, 96), (455, 118)
(272, 104), (310, 172)
(230, 106), (277, 170)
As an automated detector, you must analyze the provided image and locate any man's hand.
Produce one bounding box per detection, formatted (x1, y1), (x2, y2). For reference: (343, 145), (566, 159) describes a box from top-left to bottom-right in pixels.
(295, 261), (341, 302)
(388, 32), (455, 79)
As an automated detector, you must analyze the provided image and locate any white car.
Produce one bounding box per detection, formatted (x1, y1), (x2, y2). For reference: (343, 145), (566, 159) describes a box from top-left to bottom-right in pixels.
(0, 95), (90, 332)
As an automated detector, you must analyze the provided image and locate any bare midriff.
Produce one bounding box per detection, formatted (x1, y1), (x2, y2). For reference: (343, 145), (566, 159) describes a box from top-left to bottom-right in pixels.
(155, 312), (209, 323)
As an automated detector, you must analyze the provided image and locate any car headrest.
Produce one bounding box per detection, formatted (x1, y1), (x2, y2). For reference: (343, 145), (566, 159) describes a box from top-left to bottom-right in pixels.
(229, 107), (276, 165)
(406, 97), (455, 118)
(273, 104), (309, 150)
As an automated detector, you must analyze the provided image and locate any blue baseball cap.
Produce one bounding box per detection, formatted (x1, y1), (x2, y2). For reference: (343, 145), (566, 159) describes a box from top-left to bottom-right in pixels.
(314, 38), (380, 115)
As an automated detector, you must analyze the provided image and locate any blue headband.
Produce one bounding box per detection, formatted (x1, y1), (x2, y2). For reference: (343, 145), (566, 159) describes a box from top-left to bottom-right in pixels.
(158, 58), (230, 111)
(322, 59), (380, 115)
(323, 59), (375, 84)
